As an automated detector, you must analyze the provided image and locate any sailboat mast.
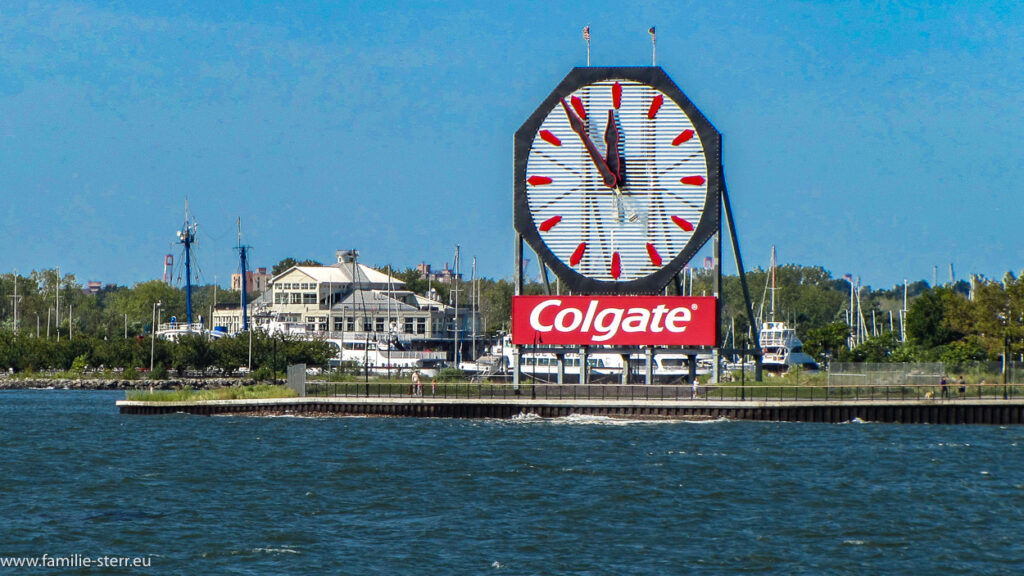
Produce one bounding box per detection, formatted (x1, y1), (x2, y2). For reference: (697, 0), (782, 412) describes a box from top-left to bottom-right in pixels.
(472, 256), (477, 361)
(769, 245), (777, 322)
(453, 245), (460, 367)
(178, 203), (196, 326)
(238, 218), (249, 332)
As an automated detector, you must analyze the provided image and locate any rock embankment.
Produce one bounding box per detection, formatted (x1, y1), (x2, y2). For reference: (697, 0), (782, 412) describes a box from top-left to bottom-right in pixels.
(0, 378), (257, 390)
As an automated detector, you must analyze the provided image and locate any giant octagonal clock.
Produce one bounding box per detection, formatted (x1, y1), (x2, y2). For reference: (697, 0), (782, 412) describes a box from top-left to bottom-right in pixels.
(514, 67), (721, 295)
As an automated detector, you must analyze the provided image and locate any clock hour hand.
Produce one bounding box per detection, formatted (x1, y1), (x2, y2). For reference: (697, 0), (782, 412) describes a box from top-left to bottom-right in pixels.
(560, 99), (617, 188)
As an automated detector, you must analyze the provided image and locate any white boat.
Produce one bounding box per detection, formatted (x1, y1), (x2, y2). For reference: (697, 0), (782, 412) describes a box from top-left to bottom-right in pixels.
(479, 335), (710, 383)
(757, 246), (819, 373)
(759, 321), (818, 373)
(325, 334), (447, 377)
(156, 320), (226, 341)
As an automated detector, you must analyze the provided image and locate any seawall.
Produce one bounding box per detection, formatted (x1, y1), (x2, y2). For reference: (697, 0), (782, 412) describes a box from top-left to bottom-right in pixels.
(116, 396), (1024, 425)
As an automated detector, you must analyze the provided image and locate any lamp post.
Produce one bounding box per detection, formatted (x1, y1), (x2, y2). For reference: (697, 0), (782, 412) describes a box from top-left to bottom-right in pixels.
(150, 301), (162, 372)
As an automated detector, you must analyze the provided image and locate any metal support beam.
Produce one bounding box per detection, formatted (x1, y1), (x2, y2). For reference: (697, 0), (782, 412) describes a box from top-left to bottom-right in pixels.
(712, 230), (722, 384)
(721, 175), (763, 382)
(540, 262), (551, 295)
(513, 233), (523, 389)
(580, 346), (589, 385)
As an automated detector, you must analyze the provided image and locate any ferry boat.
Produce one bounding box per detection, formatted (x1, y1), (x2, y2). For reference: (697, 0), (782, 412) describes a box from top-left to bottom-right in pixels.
(325, 334), (447, 377)
(470, 336), (710, 383)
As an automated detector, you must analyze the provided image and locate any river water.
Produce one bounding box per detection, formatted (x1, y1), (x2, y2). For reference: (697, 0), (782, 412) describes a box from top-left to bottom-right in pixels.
(1, 390), (1022, 574)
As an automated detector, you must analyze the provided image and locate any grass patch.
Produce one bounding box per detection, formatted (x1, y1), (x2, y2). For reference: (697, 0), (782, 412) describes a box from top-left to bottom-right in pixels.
(125, 384), (297, 402)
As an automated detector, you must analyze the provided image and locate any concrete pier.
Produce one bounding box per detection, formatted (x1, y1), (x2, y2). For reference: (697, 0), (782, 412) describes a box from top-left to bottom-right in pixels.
(117, 396), (1024, 425)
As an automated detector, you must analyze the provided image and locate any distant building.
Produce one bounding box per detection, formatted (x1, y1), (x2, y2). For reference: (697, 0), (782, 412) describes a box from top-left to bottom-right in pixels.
(213, 250), (477, 347)
(231, 267), (271, 294)
(417, 261), (462, 284)
(83, 281), (102, 295)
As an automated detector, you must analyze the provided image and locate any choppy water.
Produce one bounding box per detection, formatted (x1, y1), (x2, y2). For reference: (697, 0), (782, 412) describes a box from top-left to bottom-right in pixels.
(1, 390), (1023, 575)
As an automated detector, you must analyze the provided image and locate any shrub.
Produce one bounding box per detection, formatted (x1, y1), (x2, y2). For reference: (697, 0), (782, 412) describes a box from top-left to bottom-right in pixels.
(435, 367), (465, 382)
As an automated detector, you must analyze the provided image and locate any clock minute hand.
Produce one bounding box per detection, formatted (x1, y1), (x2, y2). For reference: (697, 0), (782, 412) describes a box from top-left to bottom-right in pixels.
(560, 99), (617, 188)
(604, 110), (622, 184)
(604, 110), (639, 223)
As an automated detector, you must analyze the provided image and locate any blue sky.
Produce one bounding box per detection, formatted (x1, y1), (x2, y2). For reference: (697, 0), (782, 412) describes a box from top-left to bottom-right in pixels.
(1, 1), (1021, 290)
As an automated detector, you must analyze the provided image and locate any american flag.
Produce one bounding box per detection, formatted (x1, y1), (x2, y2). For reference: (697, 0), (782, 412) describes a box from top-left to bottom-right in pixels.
(583, 25), (590, 42)
(843, 273), (853, 282)
(648, 26), (656, 41)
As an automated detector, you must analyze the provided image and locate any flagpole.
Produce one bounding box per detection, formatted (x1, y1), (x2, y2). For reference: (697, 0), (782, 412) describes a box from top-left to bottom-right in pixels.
(649, 26), (656, 66)
(583, 25), (591, 66)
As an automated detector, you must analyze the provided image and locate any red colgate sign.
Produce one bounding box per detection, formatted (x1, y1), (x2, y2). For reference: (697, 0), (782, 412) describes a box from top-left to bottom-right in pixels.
(512, 295), (717, 346)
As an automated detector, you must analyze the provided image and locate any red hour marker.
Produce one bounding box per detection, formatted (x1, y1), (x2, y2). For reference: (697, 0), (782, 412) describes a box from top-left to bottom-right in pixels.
(647, 94), (663, 119)
(570, 95), (587, 121)
(539, 130), (561, 146)
(646, 243), (662, 266)
(528, 175), (553, 186)
(539, 215), (561, 232)
(672, 130), (694, 146)
(570, 242), (587, 266)
(610, 252), (621, 279)
(672, 216), (694, 232)
(612, 82), (622, 109)
(680, 175), (705, 186)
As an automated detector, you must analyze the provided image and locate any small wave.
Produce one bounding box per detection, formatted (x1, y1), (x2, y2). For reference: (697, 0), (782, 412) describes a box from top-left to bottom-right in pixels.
(843, 540), (866, 546)
(253, 547), (300, 555)
(841, 417), (872, 424)
(511, 412), (542, 421)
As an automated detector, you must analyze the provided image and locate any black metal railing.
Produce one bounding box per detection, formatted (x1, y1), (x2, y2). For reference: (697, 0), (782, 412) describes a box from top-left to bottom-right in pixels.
(301, 380), (1023, 402)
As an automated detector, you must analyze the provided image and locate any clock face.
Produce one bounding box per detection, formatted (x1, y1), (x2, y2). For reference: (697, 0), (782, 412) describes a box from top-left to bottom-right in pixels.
(514, 67), (721, 295)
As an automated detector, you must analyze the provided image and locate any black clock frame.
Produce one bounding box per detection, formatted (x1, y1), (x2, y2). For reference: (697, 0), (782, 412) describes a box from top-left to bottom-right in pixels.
(514, 67), (722, 295)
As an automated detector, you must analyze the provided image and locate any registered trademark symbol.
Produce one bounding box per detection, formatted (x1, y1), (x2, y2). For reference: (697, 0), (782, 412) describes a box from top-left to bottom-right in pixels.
(691, 304), (698, 310)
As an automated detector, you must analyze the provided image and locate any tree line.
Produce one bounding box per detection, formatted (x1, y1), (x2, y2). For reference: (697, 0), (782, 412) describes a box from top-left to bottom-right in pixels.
(1, 263), (1022, 374)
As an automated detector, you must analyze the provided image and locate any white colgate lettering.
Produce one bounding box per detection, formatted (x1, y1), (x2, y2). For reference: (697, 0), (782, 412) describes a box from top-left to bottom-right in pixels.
(592, 308), (624, 342)
(529, 299), (561, 332)
(554, 307), (583, 331)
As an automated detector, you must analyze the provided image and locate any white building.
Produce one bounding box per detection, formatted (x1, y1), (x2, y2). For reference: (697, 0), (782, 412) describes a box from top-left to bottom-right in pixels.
(213, 250), (476, 349)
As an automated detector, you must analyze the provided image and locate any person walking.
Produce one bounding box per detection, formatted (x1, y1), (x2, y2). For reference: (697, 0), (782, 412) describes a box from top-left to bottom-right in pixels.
(958, 376), (966, 397)
(940, 375), (949, 399)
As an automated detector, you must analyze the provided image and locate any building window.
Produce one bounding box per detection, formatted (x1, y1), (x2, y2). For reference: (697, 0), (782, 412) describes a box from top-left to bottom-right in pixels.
(417, 318), (426, 334)
(362, 318), (372, 332)
(334, 317), (344, 331)
(290, 293), (302, 305)
(404, 318), (414, 333)
(375, 317), (385, 332)
(303, 293), (317, 305)
(347, 317), (355, 331)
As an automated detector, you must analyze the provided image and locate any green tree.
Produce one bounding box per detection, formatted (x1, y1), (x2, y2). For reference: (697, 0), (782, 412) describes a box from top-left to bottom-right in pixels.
(803, 322), (851, 361)
(906, 289), (951, 349)
(272, 257), (322, 276)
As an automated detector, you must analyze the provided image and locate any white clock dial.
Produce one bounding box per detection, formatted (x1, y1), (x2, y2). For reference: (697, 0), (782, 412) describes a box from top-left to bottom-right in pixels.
(524, 80), (708, 282)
